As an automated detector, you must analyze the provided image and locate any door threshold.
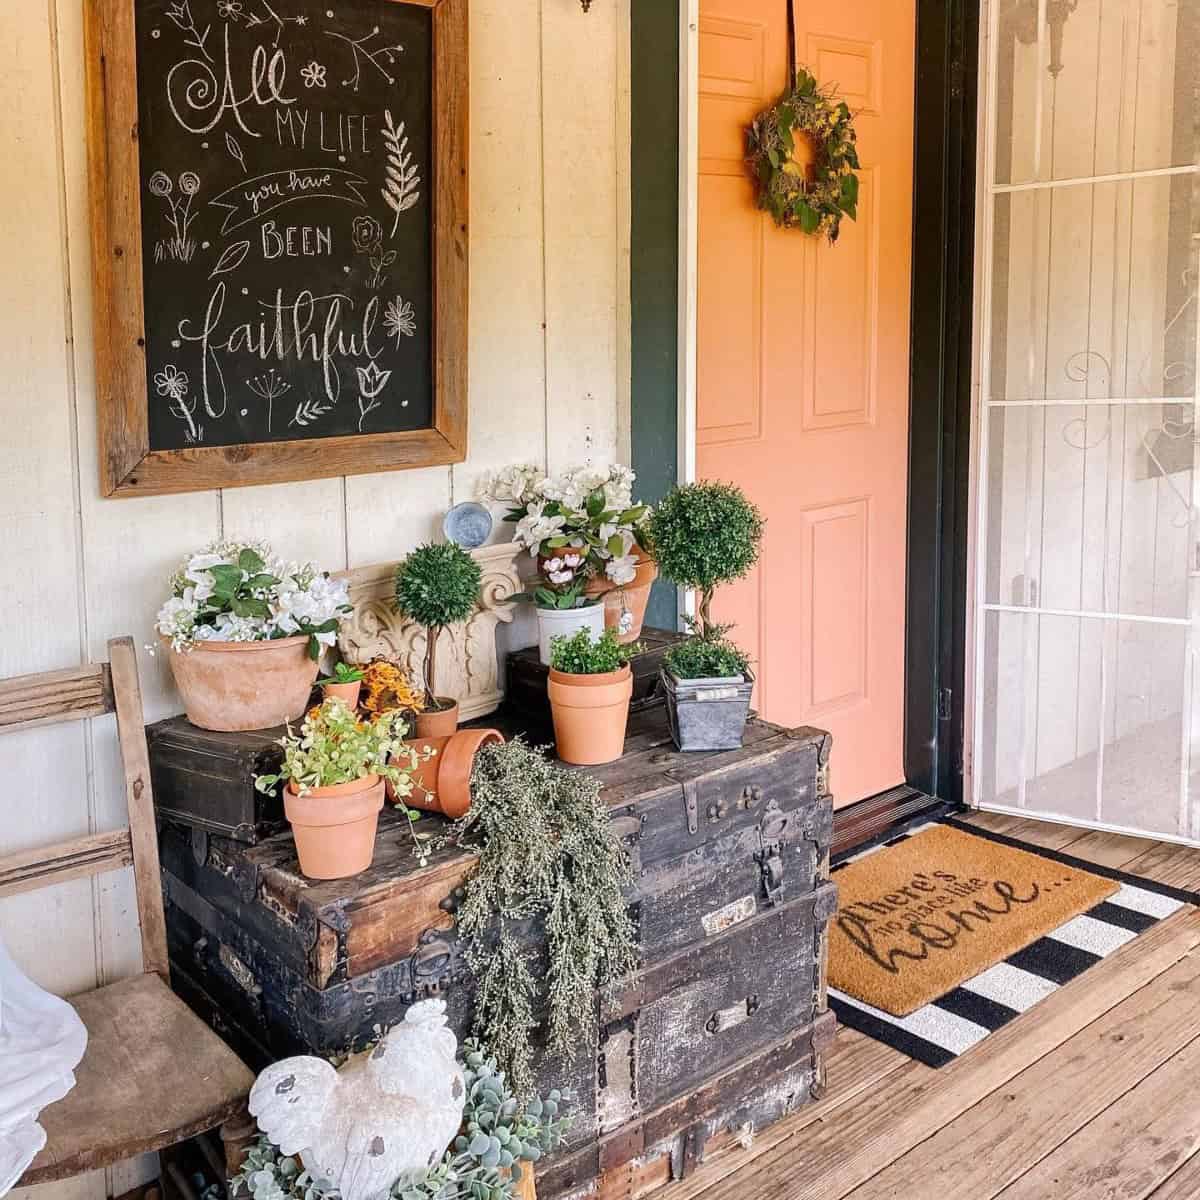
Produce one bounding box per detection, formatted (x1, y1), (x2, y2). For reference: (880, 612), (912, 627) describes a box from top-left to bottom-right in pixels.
(832, 785), (963, 863)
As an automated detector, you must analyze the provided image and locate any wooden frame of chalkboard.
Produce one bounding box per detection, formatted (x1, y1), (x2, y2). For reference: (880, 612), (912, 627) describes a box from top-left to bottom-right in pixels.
(85, 0), (468, 498)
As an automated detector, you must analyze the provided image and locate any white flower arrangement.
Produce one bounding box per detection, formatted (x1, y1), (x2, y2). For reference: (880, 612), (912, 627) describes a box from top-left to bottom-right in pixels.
(479, 464), (651, 589)
(155, 540), (351, 659)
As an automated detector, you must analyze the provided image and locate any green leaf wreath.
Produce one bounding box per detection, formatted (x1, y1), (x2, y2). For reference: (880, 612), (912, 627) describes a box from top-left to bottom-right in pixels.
(746, 68), (861, 242)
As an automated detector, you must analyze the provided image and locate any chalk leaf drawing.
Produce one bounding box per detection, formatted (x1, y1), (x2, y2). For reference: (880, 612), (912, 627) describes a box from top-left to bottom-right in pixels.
(383, 297), (417, 347)
(247, 370), (293, 433)
(356, 361), (392, 431)
(381, 111), (421, 239)
(290, 398), (334, 428)
(149, 170), (201, 264)
(225, 132), (248, 174)
(164, 0), (212, 63)
(244, 0), (305, 46)
(210, 240), (252, 279)
(300, 61), (328, 89)
(155, 364), (202, 442)
(326, 26), (405, 92)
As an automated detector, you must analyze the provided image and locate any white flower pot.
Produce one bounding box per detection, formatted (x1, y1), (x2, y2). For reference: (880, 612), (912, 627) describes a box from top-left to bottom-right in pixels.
(536, 604), (606, 666)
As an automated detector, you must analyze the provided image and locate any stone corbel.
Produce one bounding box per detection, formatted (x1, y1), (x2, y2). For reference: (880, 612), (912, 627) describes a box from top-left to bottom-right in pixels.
(333, 543), (523, 721)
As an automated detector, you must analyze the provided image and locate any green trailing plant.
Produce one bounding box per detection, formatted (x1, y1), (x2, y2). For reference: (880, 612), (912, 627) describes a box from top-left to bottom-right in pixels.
(395, 543), (483, 708)
(449, 739), (639, 1096)
(317, 661), (365, 686)
(648, 482), (764, 639)
(549, 628), (639, 676)
(231, 1039), (572, 1200)
(664, 625), (751, 681)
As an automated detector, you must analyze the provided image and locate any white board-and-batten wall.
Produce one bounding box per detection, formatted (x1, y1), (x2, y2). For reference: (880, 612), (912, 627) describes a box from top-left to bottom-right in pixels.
(1, 2), (632, 1196)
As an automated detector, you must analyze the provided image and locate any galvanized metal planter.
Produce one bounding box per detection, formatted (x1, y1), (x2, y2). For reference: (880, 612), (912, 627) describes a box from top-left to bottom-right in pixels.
(661, 668), (755, 751)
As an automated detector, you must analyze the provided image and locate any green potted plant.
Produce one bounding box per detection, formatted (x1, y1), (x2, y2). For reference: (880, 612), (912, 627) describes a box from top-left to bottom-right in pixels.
(317, 660), (365, 709)
(155, 540), (351, 732)
(648, 482), (765, 751)
(546, 628), (638, 765)
(394, 542), (483, 737)
(254, 697), (423, 880)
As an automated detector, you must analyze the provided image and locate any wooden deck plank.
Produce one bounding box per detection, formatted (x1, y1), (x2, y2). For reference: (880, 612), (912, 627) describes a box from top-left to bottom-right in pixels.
(692, 908), (1200, 1200)
(1121, 841), (1200, 892)
(1146, 1148), (1200, 1198)
(665, 1030), (912, 1200)
(840, 946), (1200, 1200)
(1062, 829), (1158, 869)
(994, 1037), (1200, 1199)
(959, 811), (1090, 851)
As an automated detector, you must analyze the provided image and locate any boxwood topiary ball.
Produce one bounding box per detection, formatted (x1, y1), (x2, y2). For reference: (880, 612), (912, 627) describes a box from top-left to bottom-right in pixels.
(395, 542), (483, 629)
(648, 482), (764, 593)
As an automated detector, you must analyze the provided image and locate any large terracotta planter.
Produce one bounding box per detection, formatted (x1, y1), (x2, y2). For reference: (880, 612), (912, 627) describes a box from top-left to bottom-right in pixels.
(415, 697), (460, 738)
(536, 604), (606, 666)
(402, 728), (504, 818)
(321, 679), (362, 709)
(547, 664), (633, 765)
(166, 636), (318, 731)
(284, 775), (384, 880)
(585, 554), (658, 643)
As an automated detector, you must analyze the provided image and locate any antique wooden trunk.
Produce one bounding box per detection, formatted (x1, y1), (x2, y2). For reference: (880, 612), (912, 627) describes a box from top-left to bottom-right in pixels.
(155, 706), (835, 1199)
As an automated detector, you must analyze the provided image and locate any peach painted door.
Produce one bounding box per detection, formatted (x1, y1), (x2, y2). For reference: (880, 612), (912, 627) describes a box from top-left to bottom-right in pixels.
(697, 0), (915, 806)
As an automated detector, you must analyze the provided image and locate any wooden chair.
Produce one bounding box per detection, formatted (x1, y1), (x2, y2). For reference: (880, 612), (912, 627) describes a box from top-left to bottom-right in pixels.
(0, 637), (255, 1186)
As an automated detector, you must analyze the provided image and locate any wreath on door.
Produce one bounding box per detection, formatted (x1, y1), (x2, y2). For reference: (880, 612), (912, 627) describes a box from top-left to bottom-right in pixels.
(746, 67), (861, 243)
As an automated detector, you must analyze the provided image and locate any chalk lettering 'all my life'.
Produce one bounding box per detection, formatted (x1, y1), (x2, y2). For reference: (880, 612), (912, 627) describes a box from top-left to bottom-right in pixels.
(176, 283), (385, 415)
(167, 23), (294, 137)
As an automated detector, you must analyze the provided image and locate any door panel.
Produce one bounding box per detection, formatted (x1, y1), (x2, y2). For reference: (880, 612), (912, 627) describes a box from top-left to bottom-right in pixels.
(697, 0), (915, 806)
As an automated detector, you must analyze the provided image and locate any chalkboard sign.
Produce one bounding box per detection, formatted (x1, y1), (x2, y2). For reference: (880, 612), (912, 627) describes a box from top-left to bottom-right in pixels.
(87, 0), (467, 497)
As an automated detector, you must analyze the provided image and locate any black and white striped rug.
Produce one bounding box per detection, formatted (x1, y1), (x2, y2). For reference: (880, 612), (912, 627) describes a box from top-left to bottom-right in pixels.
(828, 818), (1197, 1068)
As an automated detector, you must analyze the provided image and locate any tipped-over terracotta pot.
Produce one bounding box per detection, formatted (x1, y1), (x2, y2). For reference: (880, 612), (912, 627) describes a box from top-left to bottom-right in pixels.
(321, 679), (362, 709)
(167, 635), (319, 731)
(403, 728), (504, 818)
(584, 553), (658, 643)
(285, 775), (384, 880)
(415, 697), (460, 738)
(547, 665), (633, 765)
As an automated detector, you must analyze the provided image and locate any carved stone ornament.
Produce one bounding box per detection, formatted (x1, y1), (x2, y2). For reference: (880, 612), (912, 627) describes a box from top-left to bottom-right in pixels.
(334, 543), (522, 721)
(249, 999), (467, 1200)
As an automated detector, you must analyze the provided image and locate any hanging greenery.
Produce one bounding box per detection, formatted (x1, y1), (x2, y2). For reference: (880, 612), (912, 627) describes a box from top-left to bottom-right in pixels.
(746, 68), (861, 242)
(448, 738), (639, 1097)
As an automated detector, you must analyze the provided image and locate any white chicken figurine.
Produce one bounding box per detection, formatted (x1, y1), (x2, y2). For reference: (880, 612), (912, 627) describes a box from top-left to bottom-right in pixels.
(249, 999), (467, 1200)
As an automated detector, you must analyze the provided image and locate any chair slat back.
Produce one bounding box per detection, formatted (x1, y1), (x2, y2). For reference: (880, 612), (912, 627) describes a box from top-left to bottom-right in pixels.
(0, 638), (169, 979)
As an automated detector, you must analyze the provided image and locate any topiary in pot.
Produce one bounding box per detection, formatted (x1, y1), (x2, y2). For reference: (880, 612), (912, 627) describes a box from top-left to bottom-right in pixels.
(647, 483), (764, 750)
(395, 542), (483, 737)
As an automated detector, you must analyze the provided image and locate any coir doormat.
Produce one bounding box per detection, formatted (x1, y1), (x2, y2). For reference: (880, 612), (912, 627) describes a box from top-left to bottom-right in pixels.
(828, 819), (1194, 1067)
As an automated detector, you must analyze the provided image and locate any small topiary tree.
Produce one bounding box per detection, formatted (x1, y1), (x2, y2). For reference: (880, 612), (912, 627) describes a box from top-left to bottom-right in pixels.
(648, 482), (764, 639)
(395, 542), (483, 707)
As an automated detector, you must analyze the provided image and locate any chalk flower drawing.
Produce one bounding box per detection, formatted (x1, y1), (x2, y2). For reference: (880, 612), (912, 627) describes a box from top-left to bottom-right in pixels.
(300, 61), (328, 88)
(383, 297), (417, 346)
(247, 369), (292, 433)
(164, 0), (212, 62)
(216, 0), (243, 20)
(155, 365), (202, 442)
(325, 26), (405, 92)
(356, 361), (392, 431)
(244, 0), (305, 46)
(149, 170), (201, 264)
(381, 110), (421, 239)
(351, 215), (394, 289)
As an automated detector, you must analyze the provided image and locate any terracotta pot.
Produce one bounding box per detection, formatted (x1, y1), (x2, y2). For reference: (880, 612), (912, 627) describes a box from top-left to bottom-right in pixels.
(585, 555), (658, 643)
(284, 775), (384, 880)
(536, 603), (606, 666)
(402, 728), (505, 818)
(547, 664), (633, 765)
(321, 679), (362, 709)
(166, 636), (319, 732)
(415, 698), (460, 738)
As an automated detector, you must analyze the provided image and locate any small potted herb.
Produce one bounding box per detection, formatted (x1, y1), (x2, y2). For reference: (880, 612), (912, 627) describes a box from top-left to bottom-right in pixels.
(648, 482), (764, 750)
(254, 698), (423, 880)
(547, 628), (639, 765)
(394, 543), (483, 737)
(317, 661), (365, 709)
(155, 540), (351, 732)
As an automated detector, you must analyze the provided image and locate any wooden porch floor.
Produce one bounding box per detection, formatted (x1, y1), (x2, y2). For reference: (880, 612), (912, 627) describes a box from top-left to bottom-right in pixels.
(662, 812), (1200, 1200)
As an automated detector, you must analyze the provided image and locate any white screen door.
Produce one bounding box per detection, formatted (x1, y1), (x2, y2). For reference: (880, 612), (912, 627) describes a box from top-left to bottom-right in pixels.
(973, 0), (1200, 842)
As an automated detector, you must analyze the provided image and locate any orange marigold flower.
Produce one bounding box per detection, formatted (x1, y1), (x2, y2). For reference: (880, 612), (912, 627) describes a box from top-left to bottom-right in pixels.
(360, 658), (426, 717)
